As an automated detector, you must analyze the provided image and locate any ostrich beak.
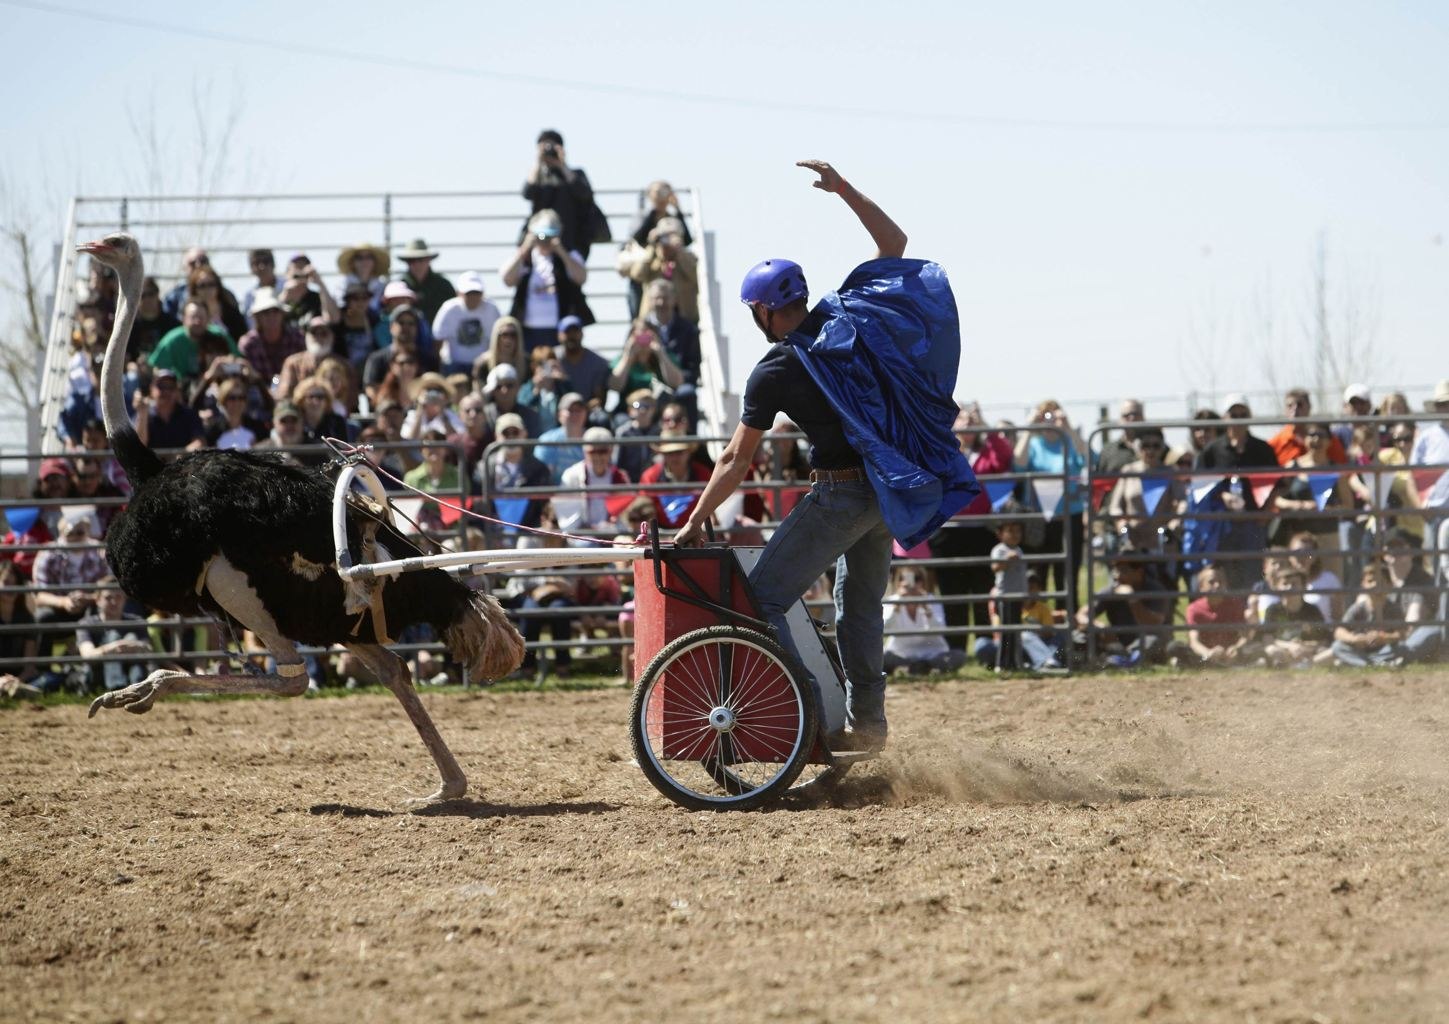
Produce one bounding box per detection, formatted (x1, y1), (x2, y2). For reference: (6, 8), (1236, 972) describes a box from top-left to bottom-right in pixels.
(76, 240), (113, 256)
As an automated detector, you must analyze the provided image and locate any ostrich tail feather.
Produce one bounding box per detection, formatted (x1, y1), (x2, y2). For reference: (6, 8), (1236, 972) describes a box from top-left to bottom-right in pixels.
(444, 590), (525, 682)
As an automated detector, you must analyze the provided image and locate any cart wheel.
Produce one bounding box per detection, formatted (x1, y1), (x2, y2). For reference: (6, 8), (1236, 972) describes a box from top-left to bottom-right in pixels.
(630, 625), (818, 811)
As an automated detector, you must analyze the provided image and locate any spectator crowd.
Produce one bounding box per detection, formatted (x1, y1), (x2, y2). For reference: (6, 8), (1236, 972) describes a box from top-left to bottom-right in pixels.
(2, 132), (1446, 693)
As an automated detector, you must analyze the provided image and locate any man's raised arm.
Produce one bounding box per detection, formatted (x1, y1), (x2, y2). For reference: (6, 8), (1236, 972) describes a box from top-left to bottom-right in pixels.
(797, 160), (907, 259)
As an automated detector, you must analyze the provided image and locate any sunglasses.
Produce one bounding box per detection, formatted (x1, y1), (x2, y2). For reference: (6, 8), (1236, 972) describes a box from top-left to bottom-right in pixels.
(224, 394), (246, 403)
(305, 394), (328, 402)
(393, 358), (417, 366)
(501, 429), (524, 437)
(1392, 434), (1414, 444)
(498, 331), (519, 338)
(631, 401), (655, 411)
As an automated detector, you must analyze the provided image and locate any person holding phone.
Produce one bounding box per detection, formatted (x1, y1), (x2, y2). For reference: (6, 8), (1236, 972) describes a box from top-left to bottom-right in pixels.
(673, 160), (978, 752)
(607, 321), (684, 398)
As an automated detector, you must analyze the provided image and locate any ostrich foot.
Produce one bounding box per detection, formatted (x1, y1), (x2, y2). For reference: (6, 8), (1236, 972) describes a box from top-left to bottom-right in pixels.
(88, 670), (190, 718)
(400, 776), (469, 809)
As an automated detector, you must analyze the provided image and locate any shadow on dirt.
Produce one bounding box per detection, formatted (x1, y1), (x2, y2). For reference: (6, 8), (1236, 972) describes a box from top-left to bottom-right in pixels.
(309, 799), (618, 819)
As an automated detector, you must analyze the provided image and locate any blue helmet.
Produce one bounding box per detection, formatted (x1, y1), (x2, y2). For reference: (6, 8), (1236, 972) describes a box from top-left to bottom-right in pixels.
(739, 259), (808, 310)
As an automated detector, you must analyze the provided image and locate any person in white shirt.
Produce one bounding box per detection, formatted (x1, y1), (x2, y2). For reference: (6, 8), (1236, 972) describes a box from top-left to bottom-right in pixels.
(882, 566), (966, 675)
(433, 271), (501, 376)
(555, 427), (631, 541)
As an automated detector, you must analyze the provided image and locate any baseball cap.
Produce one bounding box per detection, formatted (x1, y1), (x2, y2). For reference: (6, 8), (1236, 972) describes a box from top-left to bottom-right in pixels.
(457, 271), (485, 294)
(1222, 393), (1251, 415)
(582, 426), (614, 444)
(382, 281), (417, 303)
(153, 367), (178, 382)
(557, 315), (583, 333)
(1343, 383), (1371, 405)
(495, 412), (527, 435)
(38, 457), (71, 480)
(558, 392), (586, 411)
(486, 364), (520, 389)
(274, 401), (301, 421)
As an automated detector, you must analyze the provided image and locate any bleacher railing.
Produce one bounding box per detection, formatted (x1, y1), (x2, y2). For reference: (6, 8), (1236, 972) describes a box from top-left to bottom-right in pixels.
(39, 186), (731, 455)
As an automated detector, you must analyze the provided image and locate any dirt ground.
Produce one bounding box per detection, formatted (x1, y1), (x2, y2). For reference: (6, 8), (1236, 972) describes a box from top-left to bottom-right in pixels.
(3, 668), (1448, 1023)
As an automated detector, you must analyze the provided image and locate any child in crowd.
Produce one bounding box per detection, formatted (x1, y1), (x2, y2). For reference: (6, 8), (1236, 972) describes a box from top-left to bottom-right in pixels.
(1331, 562), (1406, 667)
(1246, 545), (1291, 623)
(1184, 564), (1255, 666)
(881, 565), (966, 676)
(1381, 528), (1444, 664)
(1019, 572), (1066, 671)
(1286, 531), (1342, 622)
(1258, 567), (1329, 667)
(990, 519), (1027, 671)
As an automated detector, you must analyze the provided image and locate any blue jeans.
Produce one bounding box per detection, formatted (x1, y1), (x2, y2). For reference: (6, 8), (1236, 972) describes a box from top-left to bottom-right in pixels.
(1332, 626), (1442, 666)
(747, 478), (894, 730)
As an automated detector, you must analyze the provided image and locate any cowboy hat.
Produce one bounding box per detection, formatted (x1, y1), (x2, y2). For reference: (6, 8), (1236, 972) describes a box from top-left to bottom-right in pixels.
(336, 243), (390, 277)
(397, 238), (439, 260)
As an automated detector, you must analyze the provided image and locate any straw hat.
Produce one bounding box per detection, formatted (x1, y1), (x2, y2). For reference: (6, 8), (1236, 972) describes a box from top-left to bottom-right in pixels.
(409, 372), (456, 404)
(336, 243), (390, 277)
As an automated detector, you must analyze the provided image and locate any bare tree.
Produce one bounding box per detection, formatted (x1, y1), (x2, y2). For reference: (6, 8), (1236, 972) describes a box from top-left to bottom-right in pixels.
(1179, 289), (1233, 411)
(124, 74), (257, 266)
(1229, 234), (1386, 414)
(0, 170), (62, 453)
(1298, 231), (1384, 411)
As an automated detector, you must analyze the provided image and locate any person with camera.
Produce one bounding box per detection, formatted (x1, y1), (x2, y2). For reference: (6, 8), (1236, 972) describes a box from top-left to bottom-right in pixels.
(882, 566), (964, 676)
(501, 208), (592, 353)
(673, 160), (978, 753)
(273, 255), (341, 332)
(1015, 399), (1089, 611)
(523, 129), (600, 260)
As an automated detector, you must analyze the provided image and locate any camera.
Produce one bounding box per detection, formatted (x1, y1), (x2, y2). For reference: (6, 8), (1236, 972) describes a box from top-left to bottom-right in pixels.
(541, 142), (558, 158)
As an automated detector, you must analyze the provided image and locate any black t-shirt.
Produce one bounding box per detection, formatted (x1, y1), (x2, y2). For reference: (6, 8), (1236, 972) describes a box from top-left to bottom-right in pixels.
(741, 341), (860, 470)
(1195, 433), (1279, 509)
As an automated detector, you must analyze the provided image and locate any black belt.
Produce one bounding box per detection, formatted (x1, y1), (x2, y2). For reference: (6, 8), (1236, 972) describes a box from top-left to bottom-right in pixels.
(809, 466), (867, 483)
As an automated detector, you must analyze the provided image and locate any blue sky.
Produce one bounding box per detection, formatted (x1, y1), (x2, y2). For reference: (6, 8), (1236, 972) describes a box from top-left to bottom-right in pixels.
(3, 0), (1446, 436)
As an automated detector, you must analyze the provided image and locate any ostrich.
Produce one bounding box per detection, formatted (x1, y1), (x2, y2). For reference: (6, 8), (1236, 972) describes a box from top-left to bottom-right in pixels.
(81, 233), (524, 803)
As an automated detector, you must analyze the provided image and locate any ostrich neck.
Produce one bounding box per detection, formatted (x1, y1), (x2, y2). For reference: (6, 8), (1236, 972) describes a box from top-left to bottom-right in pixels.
(99, 260), (144, 440)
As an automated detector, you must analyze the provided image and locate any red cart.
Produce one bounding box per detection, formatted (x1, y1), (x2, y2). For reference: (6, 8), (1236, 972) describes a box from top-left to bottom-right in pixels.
(630, 525), (877, 810)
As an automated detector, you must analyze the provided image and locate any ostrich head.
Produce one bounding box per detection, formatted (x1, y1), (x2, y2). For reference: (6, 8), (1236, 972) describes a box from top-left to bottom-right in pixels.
(76, 232), (142, 277)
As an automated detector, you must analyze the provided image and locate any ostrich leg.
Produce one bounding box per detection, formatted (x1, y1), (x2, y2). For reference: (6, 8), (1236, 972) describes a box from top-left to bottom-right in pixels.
(89, 556), (310, 717)
(343, 642), (468, 805)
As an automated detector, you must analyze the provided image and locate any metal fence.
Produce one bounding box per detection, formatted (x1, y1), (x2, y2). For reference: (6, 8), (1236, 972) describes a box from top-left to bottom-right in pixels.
(1082, 413), (1448, 666)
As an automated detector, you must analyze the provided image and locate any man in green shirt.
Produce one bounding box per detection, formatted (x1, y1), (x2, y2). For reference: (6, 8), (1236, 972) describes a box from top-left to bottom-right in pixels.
(146, 300), (238, 381)
(397, 238), (456, 323)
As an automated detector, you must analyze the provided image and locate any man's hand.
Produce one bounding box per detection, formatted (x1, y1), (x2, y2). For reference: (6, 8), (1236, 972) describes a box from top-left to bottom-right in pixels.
(674, 520), (706, 548)
(797, 160), (846, 194)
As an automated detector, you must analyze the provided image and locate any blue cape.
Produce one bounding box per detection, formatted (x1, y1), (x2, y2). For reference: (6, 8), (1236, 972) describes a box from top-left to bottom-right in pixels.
(786, 258), (980, 547)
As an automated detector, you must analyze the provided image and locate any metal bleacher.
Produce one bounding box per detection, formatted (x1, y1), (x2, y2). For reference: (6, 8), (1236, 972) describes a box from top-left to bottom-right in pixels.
(37, 185), (735, 454)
